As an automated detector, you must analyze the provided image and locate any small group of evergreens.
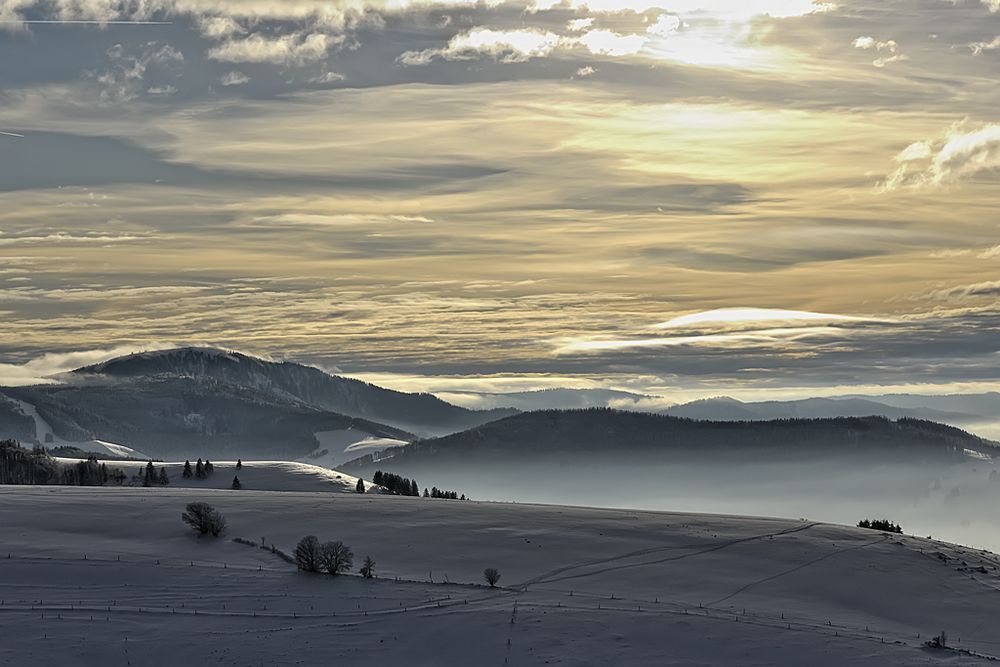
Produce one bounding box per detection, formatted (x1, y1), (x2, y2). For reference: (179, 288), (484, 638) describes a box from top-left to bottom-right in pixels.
(857, 518), (903, 533)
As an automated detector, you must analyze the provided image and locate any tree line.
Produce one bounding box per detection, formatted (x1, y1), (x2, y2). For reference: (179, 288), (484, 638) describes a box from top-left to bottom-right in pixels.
(0, 440), (126, 486)
(371, 470), (467, 500)
(372, 470), (419, 496)
(182, 458), (215, 479)
(857, 518), (903, 533)
(141, 461), (170, 486)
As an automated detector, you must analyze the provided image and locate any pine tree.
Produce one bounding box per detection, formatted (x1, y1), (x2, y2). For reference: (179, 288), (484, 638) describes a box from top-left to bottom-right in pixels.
(410, 479), (419, 497)
(423, 488), (429, 498)
(143, 461), (156, 487)
(158, 467), (169, 486)
(195, 458), (205, 479)
(356, 478), (365, 494)
(236, 459), (242, 470)
(182, 460), (193, 478)
(204, 460), (214, 475)
(373, 470), (383, 486)
(231, 475), (241, 490)
(360, 555), (375, 579)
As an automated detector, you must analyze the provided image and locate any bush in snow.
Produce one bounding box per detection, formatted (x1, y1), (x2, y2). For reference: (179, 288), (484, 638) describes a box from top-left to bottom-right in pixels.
(181, 502), (226, 537)
(319, 541), (353, 575)
(294, 535), (322, 573)
(924, 631), (948, 649)
(483, 568), (501, 587)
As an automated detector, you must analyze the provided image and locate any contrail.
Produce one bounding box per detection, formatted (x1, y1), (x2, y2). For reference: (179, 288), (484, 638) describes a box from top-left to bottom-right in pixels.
(0, 131), (24, 138)
(0, 19), (172, 25)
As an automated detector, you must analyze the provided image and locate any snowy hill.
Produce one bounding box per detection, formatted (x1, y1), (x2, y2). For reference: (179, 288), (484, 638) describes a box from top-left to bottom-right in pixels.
(72, 347), (516, 436)
(1, 486), (998, 665)
(94, 459), (376, 494)
(0, 376), (413, 460)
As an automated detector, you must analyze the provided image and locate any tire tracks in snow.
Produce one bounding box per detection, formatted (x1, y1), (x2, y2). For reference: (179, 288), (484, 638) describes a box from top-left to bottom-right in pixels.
(706, 534), (889, 607)
(519, 521), (819, 588)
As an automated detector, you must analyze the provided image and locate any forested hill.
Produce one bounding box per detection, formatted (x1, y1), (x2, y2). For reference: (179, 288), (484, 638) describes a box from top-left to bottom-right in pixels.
(70, 347), (516, 436)
(346, 408), (998, 467)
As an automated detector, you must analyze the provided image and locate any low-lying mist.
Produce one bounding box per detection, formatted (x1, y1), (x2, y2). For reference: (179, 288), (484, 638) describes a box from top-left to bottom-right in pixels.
(368, 457), (1000, 553)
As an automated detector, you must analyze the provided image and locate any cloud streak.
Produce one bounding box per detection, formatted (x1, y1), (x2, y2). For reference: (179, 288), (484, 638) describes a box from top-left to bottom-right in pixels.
(881, 123), (1000, 190)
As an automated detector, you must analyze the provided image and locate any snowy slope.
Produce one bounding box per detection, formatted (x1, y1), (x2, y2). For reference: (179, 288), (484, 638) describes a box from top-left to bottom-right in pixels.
(0, 486), (998, 665)
(8, 396), (150, 459)
(300, 428), (408, 468)
(64, 459), (378, 494)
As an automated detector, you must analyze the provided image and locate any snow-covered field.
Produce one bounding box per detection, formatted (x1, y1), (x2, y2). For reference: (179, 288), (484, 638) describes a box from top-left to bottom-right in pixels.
(85, 459), (376, 494)
(1, 484), (998, 665)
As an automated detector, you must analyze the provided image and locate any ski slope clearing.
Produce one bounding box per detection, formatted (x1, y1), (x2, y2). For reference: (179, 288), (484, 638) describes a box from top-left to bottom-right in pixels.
(302, 429), (408, 468)
(1, 487), (998, 665)
(7, 397), (149, 459)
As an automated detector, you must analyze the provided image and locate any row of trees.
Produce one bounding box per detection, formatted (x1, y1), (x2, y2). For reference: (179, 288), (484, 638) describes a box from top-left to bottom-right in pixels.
(294, 535), (374, 577)
(857, 518), (903, 533)
(183, 505), (501, 589)
(141, 461), (170, 487)
(182, 458), (215, 479)
(372, 470), (419, 496)
(425, 487), (465, 500)
(0, 440), (126, 486)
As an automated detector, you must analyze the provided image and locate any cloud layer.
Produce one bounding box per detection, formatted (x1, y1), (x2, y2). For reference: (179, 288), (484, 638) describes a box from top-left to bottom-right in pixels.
(0, 0), (999, 399)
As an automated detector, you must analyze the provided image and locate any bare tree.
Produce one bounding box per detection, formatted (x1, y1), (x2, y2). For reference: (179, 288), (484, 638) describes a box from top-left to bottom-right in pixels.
(294, 535), (322, 573)
(319, 541), (354, 575)
(483, 567), (501, 587)
(181, 502), (226, 537)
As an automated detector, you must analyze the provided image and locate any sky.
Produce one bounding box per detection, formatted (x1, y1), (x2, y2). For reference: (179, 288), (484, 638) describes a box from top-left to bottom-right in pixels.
(0, 0), (999, 400)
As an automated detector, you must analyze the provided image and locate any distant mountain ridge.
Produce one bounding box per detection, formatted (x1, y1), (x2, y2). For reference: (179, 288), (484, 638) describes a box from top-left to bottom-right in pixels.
(661, 396), (980, 423)
(72, 347), (517, 436)
(436, 387), (656, 411)
(0, 347), (517, 459)
(344, 408), (998, 472)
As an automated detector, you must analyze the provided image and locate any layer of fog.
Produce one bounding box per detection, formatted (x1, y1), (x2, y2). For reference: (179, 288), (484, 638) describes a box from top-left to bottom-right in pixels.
(371, 457), (1000, 553)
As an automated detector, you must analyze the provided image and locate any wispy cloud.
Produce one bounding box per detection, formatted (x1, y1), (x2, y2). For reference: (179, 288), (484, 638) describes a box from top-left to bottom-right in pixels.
(880, 123), (1000, 191)
(0, 344), (176, 386)
(852, 36), (907, 67)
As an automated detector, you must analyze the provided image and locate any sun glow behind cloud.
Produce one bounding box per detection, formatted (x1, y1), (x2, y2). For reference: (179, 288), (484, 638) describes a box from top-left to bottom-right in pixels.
(2, 0), (1000, 402)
